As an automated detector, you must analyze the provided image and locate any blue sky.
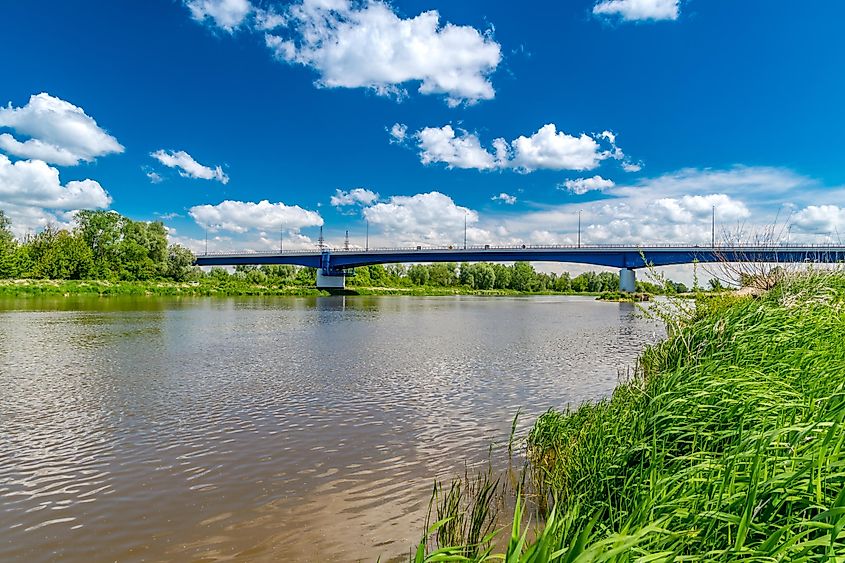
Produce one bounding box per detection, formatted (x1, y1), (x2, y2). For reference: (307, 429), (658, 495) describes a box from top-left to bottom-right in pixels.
(1, 0), (844, 253)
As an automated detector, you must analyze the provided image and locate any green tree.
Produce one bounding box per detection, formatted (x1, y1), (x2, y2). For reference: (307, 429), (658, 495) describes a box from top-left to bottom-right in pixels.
(554, 272), (572, 292)
(474, 263), (495, 290)
(428, 263), (458, 286)
(75, 210), (124, 277)
(0, 210), (16, 278)
(510, 262), (536, 291)
(407, 264), (430, 285)
(28, 229), (93, 279)
(166, 244), (196, 281)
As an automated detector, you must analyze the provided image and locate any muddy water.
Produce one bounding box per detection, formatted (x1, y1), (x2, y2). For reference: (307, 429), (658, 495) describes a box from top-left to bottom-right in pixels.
(0, 295), (663, 562)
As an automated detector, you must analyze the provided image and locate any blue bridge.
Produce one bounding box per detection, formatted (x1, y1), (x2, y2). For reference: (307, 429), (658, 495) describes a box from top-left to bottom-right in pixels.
(194, 244), (845, 290)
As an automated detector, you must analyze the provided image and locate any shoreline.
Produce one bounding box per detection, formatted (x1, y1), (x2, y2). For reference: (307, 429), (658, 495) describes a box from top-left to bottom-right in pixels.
(0, 279), (613, 299)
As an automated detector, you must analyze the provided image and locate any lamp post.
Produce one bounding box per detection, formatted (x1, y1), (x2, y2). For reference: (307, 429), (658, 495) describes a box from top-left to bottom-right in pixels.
(464, 212), (468, 250)
(280, 223), (284, 253)
(711, 205), (716, 248)
(577, 210), (582, 248)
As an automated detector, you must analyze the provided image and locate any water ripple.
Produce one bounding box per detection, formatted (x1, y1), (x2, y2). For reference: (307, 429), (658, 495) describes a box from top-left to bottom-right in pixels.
(0, 295), (663, 562)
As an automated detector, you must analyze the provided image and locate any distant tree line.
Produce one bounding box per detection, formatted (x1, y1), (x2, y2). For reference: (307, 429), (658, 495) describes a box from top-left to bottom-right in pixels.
(346, 262), (685, 293)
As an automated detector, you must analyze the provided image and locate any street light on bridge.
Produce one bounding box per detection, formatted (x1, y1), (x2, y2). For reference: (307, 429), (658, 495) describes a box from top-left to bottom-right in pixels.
(577, 210), (582, 248)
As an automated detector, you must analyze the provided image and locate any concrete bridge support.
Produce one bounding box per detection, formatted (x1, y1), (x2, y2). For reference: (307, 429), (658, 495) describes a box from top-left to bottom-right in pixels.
(619, 268), (637, 293)
(316, 270), (346, 289)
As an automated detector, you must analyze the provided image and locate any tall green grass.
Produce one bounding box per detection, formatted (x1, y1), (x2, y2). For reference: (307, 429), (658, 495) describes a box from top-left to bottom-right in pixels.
(413, 270), (845, 561)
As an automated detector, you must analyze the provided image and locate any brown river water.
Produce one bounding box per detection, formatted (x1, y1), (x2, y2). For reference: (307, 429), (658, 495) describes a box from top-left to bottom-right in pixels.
(0, 295), (663, 562)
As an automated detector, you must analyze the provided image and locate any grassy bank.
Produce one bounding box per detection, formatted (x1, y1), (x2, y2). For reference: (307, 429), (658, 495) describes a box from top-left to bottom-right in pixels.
(416, 271), (845, 560)
(0, 279), (607, 298)
(0, 279), (328, 296)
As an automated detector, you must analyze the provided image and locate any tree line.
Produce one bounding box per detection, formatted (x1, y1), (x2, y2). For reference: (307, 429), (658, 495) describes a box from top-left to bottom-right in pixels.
(0, 210), (195, 281)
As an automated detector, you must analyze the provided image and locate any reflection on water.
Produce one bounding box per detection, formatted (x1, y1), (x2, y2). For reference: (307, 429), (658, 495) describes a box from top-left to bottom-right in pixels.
(0, 295), (663, 562)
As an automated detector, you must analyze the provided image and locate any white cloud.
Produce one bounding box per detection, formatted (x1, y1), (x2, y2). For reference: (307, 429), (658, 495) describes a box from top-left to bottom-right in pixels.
(189, 199), (323, 233)
(0, 154), (111, 234)
(151, 149), (229, 184)
(363, 191), (490, 244)
(264, 0), (501, 106)
(493, 167), (810, 247)
(330, 188), (379, 207)
(416, 125), (502, 170)
(389, 123), (408, 143)
(186, 0), (252, 31)
(562, 175), (615, 195)
(510, 124), (606, 172)
(593, 0), (680, 21)
(147, 171), (164, 184)
(492, 192), (517, 205)
(407, 123), (623, 172)
(0, 93), (124, 166)
(792, 205), (845, 235)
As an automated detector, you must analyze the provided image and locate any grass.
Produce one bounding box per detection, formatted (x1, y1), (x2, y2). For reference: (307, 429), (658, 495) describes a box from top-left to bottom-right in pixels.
(0, 278), (329, 296)
(412, 269), (845, 561)
(0, 279), (607, 298)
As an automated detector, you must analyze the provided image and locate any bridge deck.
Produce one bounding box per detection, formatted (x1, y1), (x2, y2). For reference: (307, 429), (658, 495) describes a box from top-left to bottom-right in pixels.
(195, 244), (845, 271)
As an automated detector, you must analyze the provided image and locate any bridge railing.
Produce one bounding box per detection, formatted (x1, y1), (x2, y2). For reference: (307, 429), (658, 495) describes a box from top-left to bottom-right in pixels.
(197, 242), (845, 256)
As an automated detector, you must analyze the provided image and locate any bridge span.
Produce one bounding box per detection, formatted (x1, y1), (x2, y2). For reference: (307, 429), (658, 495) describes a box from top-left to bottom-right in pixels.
(194, 244), (845, 290)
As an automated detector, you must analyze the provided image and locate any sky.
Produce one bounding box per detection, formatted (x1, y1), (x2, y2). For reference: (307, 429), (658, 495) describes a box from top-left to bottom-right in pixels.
(2, 0), (845, 264)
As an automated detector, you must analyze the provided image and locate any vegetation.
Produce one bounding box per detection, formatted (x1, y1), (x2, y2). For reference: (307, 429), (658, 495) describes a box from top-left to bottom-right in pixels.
(413, 270), (845, 560)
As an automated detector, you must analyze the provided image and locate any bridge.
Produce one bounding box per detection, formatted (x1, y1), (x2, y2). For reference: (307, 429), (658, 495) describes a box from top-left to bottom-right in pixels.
(194, 244), (845, 290)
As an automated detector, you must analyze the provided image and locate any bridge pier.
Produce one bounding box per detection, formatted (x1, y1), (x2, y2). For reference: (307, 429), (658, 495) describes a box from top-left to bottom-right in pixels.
(619, 268), (637, 292)
(316, 270), (346, 289)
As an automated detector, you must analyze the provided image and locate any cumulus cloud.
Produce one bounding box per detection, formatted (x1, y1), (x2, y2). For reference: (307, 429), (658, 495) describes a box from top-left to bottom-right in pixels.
(363, 191), (490, 244)
(510, 124), (607, 172)
(793, 205), (845, 235)
(151, 149), (229, 184)
(416, 125), (504, 170)
(147, 171), (164, 184)
(330, 188), (379, 207)
(593, 0), (680, 21)
(186, 0), (252, 31)
(263, 0), (501, 106)
(0, 93), (124, 166)
(491, 192), (517, 205)
(407, 123), (623, 172)
(189, 199), (323, 233)
(0, 154), (112, 234)
(562, 175), (615, 195)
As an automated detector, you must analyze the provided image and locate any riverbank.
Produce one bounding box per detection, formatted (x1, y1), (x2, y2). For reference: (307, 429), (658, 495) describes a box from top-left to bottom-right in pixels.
(0, 279), (608, 298)
(417, 270), (845, 560)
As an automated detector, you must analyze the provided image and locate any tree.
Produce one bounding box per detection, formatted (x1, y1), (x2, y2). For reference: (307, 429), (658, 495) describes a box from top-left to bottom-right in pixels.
(708, 277), (724, 291)
(474, 263), (495, 290)
(0, 210), (16, 278)
(510, 262), (536, 291)
(554, 272), (572, 292)
(34, 230), (94, 280)
(75, 210), (124, 277)
(166, 244), (196, 281)
(407, 264), (430, 286)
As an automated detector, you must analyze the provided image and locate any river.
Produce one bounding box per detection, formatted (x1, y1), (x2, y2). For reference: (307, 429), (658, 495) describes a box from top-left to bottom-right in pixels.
(0, 295), (663, 562)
